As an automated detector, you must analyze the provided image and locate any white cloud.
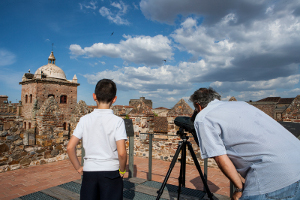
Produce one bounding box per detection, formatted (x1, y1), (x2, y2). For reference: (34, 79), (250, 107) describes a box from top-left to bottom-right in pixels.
(170, 7), (300, 82)
(69, 35), (173, 66)
(82, 59), (211, 100)
(140, 0), (300, 26)
(210, 75), (300, 92)
(0, 49), (16, 66)
(237, 90), (277, 101)
(69, 44), (85, 58)
(79, 0), (300, 105)
(79, 1), (97, 11)
(99, 1), (129, 25)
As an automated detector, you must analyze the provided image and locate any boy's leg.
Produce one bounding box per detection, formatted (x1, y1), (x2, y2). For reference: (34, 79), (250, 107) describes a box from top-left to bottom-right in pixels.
(80, 171), (99, 200)
(98, 170), (123, 200)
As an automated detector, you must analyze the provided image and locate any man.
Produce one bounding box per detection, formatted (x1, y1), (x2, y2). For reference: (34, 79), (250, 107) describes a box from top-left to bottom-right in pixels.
(190, 88), (300, 200)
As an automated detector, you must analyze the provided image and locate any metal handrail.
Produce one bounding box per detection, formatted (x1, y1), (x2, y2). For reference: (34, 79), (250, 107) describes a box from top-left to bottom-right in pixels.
(140, 132), (208, 186)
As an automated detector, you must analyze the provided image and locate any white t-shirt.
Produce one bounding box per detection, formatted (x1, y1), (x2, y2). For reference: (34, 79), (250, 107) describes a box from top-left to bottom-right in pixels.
(73, 109), (127, 171)
(194, 100), (300, 196)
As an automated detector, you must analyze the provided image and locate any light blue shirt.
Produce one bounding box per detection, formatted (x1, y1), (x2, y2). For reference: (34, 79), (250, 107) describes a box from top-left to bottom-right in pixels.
(194, 100), (300, 196)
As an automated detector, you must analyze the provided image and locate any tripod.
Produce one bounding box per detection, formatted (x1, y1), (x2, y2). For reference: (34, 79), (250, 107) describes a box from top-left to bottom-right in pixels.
(156, 128), (214, 200)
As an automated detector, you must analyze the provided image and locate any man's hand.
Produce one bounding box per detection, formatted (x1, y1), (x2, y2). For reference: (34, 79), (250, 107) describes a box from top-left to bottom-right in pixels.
(232, 191), (242, 200)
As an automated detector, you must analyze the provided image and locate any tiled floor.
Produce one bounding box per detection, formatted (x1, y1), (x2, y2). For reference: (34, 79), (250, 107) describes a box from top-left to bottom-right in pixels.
(0, 156), (230, 200)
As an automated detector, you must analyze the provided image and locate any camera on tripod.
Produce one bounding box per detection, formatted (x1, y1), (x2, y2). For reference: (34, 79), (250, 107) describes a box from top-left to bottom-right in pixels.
(174, 116), (199, 146)
(156, 115), (214, 200)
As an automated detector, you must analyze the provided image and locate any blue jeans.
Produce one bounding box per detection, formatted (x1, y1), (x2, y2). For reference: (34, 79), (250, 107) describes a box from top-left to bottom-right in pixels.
(240, 180), (300, 200)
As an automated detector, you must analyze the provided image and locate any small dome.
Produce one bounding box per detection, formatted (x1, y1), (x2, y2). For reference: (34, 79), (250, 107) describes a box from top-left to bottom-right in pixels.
(34, 64), (67, 80)
(34, 51), (66, 80)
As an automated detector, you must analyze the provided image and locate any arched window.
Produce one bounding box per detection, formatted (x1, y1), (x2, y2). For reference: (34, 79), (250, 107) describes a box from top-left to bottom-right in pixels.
(60, 95), (67, 104)
(24, 122), (26, 130)
(25, 95), (28, 103)
(29, 94), (32, 103)
(28, 122), (31, 129)
(48, 94), (55, 98)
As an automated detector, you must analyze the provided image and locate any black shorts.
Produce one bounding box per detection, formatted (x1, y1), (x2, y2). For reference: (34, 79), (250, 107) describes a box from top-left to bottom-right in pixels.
(80, 170), (123, 200)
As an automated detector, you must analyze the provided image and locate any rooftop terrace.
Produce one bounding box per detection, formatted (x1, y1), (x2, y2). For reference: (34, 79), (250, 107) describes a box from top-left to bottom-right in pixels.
(1, 156), (230, 200)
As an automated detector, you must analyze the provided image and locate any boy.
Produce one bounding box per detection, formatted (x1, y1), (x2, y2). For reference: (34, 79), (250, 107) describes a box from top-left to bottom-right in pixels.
(67, 79), (127, 200)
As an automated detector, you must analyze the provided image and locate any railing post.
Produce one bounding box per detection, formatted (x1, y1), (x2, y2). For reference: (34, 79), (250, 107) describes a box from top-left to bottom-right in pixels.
(230, 182), (235, 198)
(81, 144), (85, 180)
(129, 134), (134, 178)
(148, 133), (153, 181)
(68, 123), (70, 139)
(34, 126), (36, 145)
(204, 158), (208, 179)
(203, 158), (208, 192)
(124, 119), (135, 178)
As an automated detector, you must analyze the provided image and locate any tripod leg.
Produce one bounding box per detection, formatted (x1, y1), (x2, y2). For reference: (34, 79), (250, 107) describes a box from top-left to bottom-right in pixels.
(177, 140), (187, 199)
(187, 142), (214, 200)
(156, 141), (184, 200)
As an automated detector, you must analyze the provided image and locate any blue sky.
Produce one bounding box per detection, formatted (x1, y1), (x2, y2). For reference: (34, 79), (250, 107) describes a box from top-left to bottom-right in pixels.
(1, 0), (300, 109)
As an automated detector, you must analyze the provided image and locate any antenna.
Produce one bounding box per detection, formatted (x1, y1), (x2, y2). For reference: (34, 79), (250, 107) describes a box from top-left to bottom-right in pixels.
(52, 43), (54, 51)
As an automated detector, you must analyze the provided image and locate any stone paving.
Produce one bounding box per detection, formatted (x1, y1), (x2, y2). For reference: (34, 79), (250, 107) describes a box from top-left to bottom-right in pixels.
(0, 156), (230, 200)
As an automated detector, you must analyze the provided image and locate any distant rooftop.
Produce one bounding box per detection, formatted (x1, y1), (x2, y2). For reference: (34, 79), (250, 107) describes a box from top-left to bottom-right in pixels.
(153, 107), (169, 110)
(278, 98), (295, 104)
(257, 97), (281, 102)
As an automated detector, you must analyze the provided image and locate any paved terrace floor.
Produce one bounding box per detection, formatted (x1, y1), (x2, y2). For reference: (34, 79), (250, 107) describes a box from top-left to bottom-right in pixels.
(0, 156), (230, 200)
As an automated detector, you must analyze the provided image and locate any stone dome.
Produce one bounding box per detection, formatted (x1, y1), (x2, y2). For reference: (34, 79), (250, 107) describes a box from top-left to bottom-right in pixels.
(34, 51), (67, 80)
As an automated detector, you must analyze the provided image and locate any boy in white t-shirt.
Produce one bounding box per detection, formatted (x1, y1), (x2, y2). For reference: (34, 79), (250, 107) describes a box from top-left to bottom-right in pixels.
(67, 79), (127, 200)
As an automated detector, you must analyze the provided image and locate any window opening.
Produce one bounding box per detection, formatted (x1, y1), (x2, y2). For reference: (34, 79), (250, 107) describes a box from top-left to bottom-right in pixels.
(60, 95), (67, 104)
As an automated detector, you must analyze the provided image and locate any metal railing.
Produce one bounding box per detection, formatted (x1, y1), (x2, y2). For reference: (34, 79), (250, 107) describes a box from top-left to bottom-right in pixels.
(141, 132), (235, 197)
(140, 133), (208, 184)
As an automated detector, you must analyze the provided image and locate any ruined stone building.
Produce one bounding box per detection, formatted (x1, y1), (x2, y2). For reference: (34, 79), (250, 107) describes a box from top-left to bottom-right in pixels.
(129, 97), (152, 108)
(248, 96), (299, 121)
(0, 96), (8, 107)
(19, 51), (79, 130)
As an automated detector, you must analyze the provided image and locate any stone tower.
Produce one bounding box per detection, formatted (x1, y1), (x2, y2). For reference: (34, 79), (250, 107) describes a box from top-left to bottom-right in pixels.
(19, 51), (80, 130)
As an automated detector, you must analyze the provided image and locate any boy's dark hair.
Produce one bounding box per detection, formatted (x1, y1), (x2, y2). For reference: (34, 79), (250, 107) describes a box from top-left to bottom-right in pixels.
(94, 79), (117, 103)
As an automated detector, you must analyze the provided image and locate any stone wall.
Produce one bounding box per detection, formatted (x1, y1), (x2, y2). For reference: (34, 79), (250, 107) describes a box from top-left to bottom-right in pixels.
(130, 115), (217, 167)
(248, 102), (276, 119)
(0, 99), (90, 173)
(35, 97), (68, 146)
(282, 95), (300, 122)
(0, 120), (68, 173)
(0, 98), (217, 174)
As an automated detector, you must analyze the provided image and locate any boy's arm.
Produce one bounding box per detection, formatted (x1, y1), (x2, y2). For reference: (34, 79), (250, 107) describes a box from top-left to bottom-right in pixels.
(116, 139), (127, 174)
(67, 135), (83, 175)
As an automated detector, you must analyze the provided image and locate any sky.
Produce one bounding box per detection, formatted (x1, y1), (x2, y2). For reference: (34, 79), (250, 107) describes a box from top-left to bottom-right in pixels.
(1, 0), (300, 109)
